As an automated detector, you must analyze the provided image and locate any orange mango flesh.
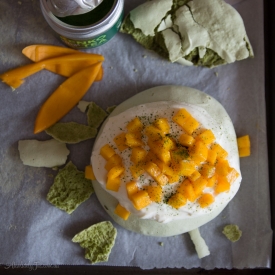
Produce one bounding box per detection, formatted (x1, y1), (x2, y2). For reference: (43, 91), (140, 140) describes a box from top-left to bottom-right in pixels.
(22, 44), (80, 61)
(34, 62), (102, 134)
(100, 108), (240, 212)
(237, 135), (251, 157)
(0, 54), (104, 89)
(114, 203), (130, 220)
(22, 44), (104, 80)
(85, 165), (96, 180)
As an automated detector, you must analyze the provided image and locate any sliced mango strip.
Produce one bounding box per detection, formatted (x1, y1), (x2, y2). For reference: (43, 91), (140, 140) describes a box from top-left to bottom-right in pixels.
(0, 53), (104, 89)
(22, 44), (79, 61)
(22, 45), (104, 80)
(34, 62), (102, 134)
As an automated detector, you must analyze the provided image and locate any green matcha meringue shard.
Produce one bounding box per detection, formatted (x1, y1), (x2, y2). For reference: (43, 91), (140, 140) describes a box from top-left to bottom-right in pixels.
(72, 221), (117, 264)
(121, 0), (253, 68)
(47, 161), (94, 214)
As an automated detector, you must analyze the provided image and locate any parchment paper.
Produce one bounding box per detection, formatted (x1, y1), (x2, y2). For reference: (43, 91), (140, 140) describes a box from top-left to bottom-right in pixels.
(0, 0), (272, 269)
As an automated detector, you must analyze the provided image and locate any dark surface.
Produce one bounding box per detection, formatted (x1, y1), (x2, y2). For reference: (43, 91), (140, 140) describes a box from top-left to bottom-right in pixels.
(1, 0), (274, 274)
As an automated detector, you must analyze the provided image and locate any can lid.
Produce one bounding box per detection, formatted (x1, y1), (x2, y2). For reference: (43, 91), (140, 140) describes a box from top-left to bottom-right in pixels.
(47, 0), (103, 17)
(40, 0), (124, 39)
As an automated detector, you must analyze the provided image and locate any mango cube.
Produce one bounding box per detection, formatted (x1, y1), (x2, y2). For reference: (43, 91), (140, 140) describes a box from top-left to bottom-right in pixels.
(181, 115), (200, 135)
(207, 175), (217, 187)
(130, 147), (147, 164)
(215, 159), (229, 176)
(238, 147), (251, 157)
(171, 147), (190, 164)
(198, 193), (215, 208)
(177, 160), (196, 176)
(114, 203), (130, 220)
(207, 148), (218, 165)
(126, 181), (139, 198)
(237, 135), (250, 148)
(215, 176), (230, 194)
(166, 173), (181, 184)
(179, 133), (195, 147)
(104, 154), (122, 171)
(145, 150), (158, 163)
(211, 143), (228, 159)
(106, 176), (121, 192)
(125, 132), (143, 147)
(107, 165), (124, 180)
(197, 129), (216, 146)
(168, 193), (187, 209)
(200, 163), (216, 178)
(129, 164), (144, 179)
(100, 144), (116, 160)
(145, 161), (161, 178)
(85, 165), (96, 180)
(145, 125), (163, 141)
(113, 132), (128, 151)
(153, 118), (170, 134)
(172, 108), (191, 126)
(226, 167), (240, 184)
(147, 139), (171, 163)
(155, 173), (169, 186)
(131, 190), (151, 210)
(177, 179), (196, 202)
(156, 136), (177, 151)
(126, 117), (143, 132)
(192, 176), (208, 197)
(189, 140), (208, 163)
(188, 170), (201, 182)
(145, 162), (168, 185)
(146, 185), (163, 202)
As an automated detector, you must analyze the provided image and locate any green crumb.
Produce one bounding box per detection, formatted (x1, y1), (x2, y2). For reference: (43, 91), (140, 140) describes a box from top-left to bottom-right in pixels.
(47, 161), (94, 214)
(106, 105), (117, 114)
(222, 224), (242, 242)
(159, 242), (164, 246)
(86, 102), (108, 128)
(72, 221), (117, 264)
(46, 122), (97, 144)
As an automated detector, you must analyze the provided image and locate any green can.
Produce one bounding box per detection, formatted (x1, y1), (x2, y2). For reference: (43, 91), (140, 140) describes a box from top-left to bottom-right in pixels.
(40, 0), (124, 49)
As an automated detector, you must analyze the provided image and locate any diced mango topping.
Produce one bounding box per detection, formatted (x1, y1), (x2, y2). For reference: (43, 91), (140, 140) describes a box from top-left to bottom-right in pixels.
(126, 117), (143, 133)
(131, 190), (151, 210)
(106, 176), (121, 192)
(126, 181), (139, 198)
(114, 203), (131, 220)
(237, 135), (251, 157)
(168, 193), (187, 209)
(100, 144), (116, 160)
(198, 193), (215, 208)
(99, 108), (240, 211)
(197, 129), (215, 146)
(104, 154), (122, 171)
(146, 185), (163, 203)
(125, 132), (143, 147)
(113, 132), (128, 151)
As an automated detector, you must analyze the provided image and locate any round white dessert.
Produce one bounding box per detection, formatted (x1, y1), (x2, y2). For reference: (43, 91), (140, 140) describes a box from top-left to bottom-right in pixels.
(91, 85), (241, 237)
